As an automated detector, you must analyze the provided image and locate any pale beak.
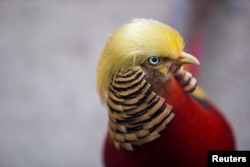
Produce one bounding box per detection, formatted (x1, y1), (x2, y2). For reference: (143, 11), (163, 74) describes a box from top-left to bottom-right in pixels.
(180, 51), (200, 65)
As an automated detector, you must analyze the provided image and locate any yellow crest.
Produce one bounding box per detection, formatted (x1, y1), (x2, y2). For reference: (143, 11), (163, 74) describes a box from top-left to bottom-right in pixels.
(97, 18), (185, 102)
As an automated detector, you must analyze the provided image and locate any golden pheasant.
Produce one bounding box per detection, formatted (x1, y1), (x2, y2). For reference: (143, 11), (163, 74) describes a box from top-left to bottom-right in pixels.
(96, 18), (235, 167)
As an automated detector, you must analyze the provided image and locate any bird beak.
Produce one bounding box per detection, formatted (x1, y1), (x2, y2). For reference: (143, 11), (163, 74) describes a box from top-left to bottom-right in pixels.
(180, 51), (200, 65)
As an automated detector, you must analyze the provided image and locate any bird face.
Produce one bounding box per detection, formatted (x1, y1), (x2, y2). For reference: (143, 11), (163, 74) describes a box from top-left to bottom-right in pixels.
(141, 52), (199, 95)
(141, 56), (181, 82)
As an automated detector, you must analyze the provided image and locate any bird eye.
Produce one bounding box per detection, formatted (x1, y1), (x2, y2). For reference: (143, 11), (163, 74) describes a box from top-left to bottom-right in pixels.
(148, 56), (160, 65)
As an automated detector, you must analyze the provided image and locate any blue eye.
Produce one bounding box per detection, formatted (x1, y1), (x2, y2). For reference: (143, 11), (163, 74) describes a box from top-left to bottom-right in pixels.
(148, 56), (160, 65)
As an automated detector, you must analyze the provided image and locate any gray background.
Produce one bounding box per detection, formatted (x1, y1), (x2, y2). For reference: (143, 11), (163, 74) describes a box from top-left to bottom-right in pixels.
(0, 0), (249, 167)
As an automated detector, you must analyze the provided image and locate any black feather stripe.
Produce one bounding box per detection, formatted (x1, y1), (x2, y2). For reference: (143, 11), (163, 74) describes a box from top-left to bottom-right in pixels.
(111, 76), (144, 91)
(185, 79), (198, 93)
(148, 109), (173, 132)
(116, 68), (139, 78)
(123, 93), (158, 114)
(181, 75), (192, 87)
(107, 98), (124, 113)
(146, 93), (157, 105)
(108, 94), (123, 106)
(108, 86), (123, 99)
(115, 71), (144, 84)
(129, 99), (165, 125)
(175, 67), (186, 79)
(126, 125), (143, 133)
(108, 84), (150, 108)
(122, 84), (152, 107)
(174, 66), (198, 93)
(112, 81), (148, 100)
(125, 96), (160, 120)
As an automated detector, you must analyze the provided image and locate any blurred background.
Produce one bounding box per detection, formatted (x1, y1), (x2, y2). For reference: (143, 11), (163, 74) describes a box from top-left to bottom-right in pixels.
(0, 0), (249, 166)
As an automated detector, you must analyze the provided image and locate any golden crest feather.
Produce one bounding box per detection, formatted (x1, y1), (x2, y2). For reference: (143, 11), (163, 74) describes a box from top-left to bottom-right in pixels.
(97, 18), (185, 102)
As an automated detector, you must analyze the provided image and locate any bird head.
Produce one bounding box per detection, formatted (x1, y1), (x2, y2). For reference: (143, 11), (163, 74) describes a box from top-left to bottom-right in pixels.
(97, 18), (199, 102)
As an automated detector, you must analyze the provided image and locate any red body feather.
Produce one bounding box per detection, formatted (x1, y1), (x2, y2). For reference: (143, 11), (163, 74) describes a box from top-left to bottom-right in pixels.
(103, 79), (235, 167)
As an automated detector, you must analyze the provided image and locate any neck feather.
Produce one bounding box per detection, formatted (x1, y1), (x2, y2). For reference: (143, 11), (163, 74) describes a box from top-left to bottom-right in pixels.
(107, 66), (174, 151)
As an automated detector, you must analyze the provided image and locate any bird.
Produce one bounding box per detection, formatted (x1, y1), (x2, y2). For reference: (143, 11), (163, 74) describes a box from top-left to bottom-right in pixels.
(96, 18), (235, 167)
